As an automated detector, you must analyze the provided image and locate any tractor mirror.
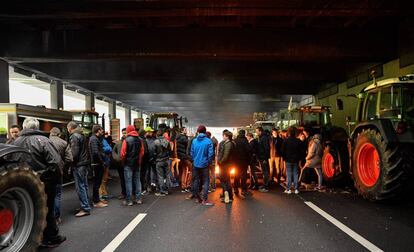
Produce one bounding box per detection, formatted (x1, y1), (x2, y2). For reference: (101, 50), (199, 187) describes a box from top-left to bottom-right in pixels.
(336, 99), (344, 110)
(184, 117), (188, 123)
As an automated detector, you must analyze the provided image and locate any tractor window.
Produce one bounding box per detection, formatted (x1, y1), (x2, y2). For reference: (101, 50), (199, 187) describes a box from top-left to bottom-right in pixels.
(303, 112), (320, 126)
(379, 87), (402, 119)
(365, 92), (378, 120)
(403, 87), (414, 120)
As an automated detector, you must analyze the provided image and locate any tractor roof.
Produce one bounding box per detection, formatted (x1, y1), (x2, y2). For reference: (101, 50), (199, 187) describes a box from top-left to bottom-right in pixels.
(364, 74), (414, 92)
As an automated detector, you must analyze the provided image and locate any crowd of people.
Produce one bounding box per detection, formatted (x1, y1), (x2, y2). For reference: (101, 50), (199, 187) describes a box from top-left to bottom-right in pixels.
(1, 117), (324, 248)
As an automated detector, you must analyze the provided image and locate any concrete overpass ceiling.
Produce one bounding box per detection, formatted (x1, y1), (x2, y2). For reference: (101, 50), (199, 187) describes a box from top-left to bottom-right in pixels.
(1, 0), (412, 126)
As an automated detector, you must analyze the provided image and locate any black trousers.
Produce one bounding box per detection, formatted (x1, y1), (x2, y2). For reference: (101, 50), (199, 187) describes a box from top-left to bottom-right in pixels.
(92, 164), (104, 203)
(220, 166), (233, 200)
(115, 162), (126, 196)
(41, 170), (60, 241)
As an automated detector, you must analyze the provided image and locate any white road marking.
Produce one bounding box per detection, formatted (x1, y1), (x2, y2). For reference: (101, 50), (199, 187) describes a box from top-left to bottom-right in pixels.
(304, 201), (383, 252)
(101, 213), (147, 252)
(62, 181), (75, 187)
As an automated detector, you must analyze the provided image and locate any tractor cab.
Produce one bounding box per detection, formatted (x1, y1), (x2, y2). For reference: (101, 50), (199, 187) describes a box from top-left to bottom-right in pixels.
(148, 112), (186, 131)
(356, 74), (414, 139)
(70, 110), (100, 136)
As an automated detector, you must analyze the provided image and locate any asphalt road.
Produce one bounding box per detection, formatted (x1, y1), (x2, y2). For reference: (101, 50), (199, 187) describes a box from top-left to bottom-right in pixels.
(41, 173), (414, 252)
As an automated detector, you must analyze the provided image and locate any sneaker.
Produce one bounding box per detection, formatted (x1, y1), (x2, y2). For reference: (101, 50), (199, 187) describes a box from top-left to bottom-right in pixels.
(294, 189), (299, 194)
(100, 199), (109, 204)
(186, 195), (195, 200)
(75, 210), (90, 217)
(134, 199), (143, 205)
(93, 201), (108, 208)
(259, 187), (269, 193)
(284, 190), (292, 194)
(141, 190), (148, 196)
(118, 195), (125, 200)
(224, 191), (230, 204)
(155, 192), (167, 197)
(127, 201), (133, 206)
(40, 235), (67, 248)
(181, 189), (188, 193)
(201, 200), (214, 206)
(241, 191), (251, 197)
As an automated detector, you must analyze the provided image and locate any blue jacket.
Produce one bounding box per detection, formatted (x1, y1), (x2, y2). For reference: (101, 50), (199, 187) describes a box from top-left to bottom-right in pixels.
(191, 133), (214, 169)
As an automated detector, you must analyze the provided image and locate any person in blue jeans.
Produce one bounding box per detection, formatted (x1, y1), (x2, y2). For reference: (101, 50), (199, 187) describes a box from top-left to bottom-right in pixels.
(190, 125), (214, 206)
(121, 125), (143, 206)
(281, 126), (302, 194)
(67, 122), (92, 217)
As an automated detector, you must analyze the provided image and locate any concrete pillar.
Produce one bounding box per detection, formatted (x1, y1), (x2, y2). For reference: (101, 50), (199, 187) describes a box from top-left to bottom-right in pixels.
(0, 60), (10, 103)
(137, 110), (143, 118)
(85, 92), (95, 110)
(125, 107), (131, 125)
(108, 101), (116, 120)
(50, 80), (64, 110)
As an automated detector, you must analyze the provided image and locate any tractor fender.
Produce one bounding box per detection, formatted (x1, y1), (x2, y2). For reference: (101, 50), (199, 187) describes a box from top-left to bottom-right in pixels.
(351, 119), (398, 145)
(0, 144), (29, 159)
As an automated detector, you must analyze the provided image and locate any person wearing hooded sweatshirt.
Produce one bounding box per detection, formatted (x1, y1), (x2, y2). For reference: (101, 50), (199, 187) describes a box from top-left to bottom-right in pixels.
(300, 134), (324, 190)
(190, 125), (214, 206)
(13, 118), (66, 248)
(121, 125), (143, 205)
(154, 129), (171, 196)
(67, 121), (91, 217)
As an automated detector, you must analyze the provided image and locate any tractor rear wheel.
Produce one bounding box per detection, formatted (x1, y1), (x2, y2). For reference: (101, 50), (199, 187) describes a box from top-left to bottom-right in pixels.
(322, 143), (349, 184)
(0, 163), (47, 252)
(352, 129), (404, 201)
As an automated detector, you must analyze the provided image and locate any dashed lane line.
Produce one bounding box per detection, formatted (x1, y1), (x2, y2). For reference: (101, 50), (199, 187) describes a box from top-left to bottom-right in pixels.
(101, 213), (147, 252)
(304, 201), (383, 252)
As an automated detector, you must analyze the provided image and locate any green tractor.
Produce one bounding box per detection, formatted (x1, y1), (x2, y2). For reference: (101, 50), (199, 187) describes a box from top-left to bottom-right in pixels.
(70, 110), (102, 137)
(147, 112), (187, 131)
(278, 106), (349, 184)
(331, 74), (414, 201)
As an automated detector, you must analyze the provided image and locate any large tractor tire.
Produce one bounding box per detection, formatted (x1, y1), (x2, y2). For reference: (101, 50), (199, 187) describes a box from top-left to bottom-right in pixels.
(352, 129), (404, 201)
(321, 142), (349, 185)
(0, 163), (47, 252)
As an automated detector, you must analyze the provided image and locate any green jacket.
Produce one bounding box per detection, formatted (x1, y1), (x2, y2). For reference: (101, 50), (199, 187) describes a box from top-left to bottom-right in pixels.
(218, 140), (234, 167)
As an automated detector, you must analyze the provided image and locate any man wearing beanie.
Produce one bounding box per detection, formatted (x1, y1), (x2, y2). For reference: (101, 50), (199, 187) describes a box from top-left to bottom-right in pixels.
(190, 125), (214, 206)
(121, 125), (143, 205)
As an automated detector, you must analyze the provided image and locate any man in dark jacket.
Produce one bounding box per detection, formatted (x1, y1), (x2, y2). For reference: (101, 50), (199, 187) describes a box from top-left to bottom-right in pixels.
(217, 130), (235, 204)
(176, 128), (191, 192)
(144, 127), (157, 193)
(49, 127), (73, 223)
(6, 124), (20, 144)
(13, 118), (66, 248)
(154, 129), (171, 196)
(67, 121), (92, 217)
(89, 125), (108, 208)
(256, 127), (271, 192)
(121, 125), (143, 205)
(269, 128), (284, 184)
(112, 128), (127, 199)
(206, 131), (218, 191)
(190, 125), (214, 206)
(246, 133), (259, 189)
(234, 130), (252, 196)
(281, 126), (302, 194)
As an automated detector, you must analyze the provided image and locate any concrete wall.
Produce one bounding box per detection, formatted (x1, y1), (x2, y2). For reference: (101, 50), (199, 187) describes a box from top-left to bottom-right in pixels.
(316, 58), (414, 129)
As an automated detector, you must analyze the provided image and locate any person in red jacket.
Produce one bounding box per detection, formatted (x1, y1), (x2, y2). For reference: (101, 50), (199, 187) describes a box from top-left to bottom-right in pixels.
(121, 125), (143, 206)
